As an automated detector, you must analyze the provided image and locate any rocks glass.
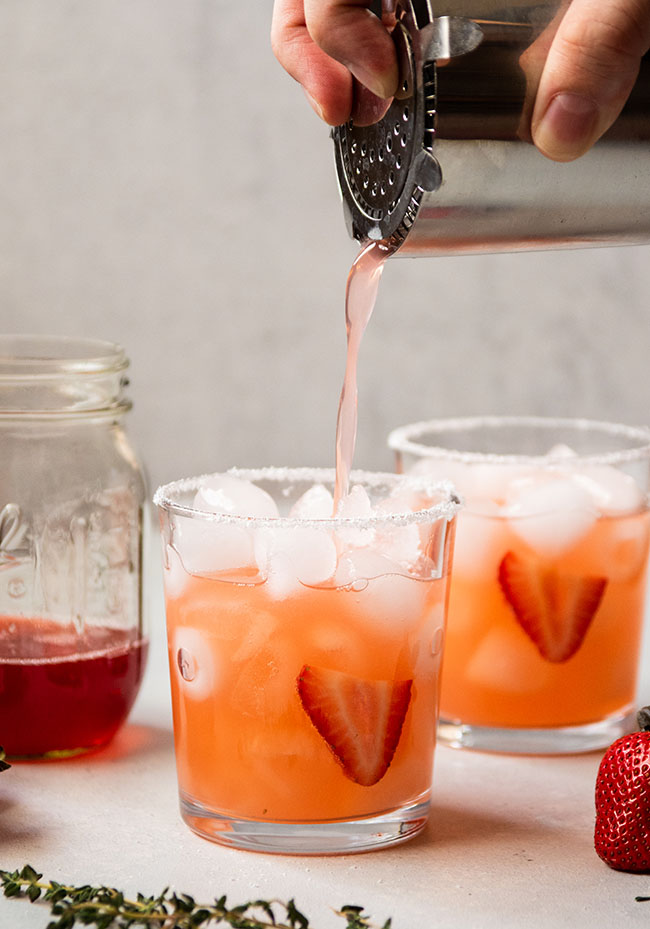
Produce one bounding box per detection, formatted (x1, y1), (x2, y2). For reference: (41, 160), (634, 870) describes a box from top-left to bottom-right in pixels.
(155, 467), (459, 853)
(389, 416), (650, 754)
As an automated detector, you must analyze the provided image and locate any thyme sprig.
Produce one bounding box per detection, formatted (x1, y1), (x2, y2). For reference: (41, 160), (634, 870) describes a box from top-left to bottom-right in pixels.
(0, 746), (10, 772)
(0, 865), (392, 929)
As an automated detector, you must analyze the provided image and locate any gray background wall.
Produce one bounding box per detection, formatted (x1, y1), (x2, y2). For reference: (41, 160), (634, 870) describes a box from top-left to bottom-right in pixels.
(1, 0), (649, 491)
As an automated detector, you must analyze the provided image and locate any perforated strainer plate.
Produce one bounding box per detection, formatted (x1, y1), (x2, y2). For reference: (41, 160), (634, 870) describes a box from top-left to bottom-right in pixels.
(333, 3), (439, 247)
(333, 0), (486, 249)
(337, 97), (418, 222)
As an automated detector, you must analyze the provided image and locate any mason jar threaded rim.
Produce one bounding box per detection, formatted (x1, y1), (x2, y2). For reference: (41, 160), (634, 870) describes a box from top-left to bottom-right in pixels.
(0, 335), (131, 417)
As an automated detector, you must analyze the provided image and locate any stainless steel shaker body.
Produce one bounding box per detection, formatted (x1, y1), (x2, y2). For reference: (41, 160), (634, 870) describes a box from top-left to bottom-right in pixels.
(332, 0), (650, 255)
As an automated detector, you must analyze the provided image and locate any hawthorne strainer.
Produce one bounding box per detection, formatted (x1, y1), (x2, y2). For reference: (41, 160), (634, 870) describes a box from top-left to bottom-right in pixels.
(332, 0), (650, 256)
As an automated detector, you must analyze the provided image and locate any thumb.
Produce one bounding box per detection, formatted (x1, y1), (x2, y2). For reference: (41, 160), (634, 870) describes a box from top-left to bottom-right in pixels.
(304, 0), (398, 100)
(531, 0), (650, 161)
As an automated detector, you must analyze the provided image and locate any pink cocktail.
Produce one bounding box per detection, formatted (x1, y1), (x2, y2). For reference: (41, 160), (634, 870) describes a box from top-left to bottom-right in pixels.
(390, 416), (650, 754)
(155, 467), (459, 853)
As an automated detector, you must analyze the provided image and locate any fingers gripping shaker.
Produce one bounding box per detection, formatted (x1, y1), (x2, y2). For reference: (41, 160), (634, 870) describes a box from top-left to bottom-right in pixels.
(332, 0), (650, 255)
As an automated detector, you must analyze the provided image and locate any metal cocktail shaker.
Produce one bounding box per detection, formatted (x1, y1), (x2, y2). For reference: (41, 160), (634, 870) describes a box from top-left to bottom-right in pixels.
(332, 0), (650, 256)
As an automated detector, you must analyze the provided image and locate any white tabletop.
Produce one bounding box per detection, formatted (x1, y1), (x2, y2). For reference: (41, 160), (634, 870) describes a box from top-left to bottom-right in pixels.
(2, 561), (650, 929)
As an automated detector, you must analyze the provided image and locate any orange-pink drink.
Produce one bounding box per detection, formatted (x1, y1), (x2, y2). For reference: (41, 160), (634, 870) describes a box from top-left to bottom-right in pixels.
(444, 504), (650, 729)
(155, 467), (459, 853)
(390, 417), (650, 754)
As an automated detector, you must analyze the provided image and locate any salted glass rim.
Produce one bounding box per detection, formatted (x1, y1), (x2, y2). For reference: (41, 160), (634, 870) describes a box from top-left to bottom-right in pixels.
(153, 466), (462, 529)
(0, 335), (128, 379)
(387, 415), (650, 467)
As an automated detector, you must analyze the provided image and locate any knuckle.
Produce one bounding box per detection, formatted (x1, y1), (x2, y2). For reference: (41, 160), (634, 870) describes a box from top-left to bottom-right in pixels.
(561, 0), (650, 70)
(270, 16), (308, 71)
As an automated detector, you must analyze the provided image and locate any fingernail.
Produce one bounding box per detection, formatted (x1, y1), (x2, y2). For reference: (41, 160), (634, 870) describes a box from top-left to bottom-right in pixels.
(351, 64), (397, 101)
(303, 89), (325, 121)
(534, 93), (599, 161)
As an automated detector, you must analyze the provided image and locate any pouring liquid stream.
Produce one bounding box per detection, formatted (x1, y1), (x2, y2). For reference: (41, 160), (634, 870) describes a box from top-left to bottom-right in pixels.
(333, 240), (393, 511)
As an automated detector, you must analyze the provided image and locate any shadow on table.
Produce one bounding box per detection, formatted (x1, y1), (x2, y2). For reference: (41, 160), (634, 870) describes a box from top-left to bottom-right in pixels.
(1, 723), (174, 770)
(0, 793), (43, 844)
(396, 801), (562, 855)
(0, 725), (175, 847)
(87, 723), (174, 765)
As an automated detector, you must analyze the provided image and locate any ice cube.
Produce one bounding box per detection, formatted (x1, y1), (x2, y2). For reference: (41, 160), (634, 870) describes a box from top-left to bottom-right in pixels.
(194, 474), (279, 518)
(334, 548), (406, 588)
(336, 484), (375, 547)
(377, 523), (422, 569)
(256, 545), (299, 600)
(255, 526), (338, 597)
(289, 484), (334, 519)
(306, 618), (367, 663)
(571, 465), (645, 515)
(376, 487), (423, 516)
(372, 488), (439, 568)
(462, 463), (533, 507)
(505, 475), (597, 557)
(407, 457), (467, 488)
(245, 724), (322, 801)
(361, 572), (429, 633)
(336, 483), (373, 518)
(572, 513), (650, 583)
(409, 458), (534, 507)
(172, 627), (217, 701)
(451, 506), (512, 580)
(229, 644), (296, 719)
(174, 517), (256, 577)
(334, 548), (427, 633)
(290, 528), (338, 585)
(547, 443), (578, 459)
(465, 627), (553, 694)
(233, 609), (278, 661)
(601, 518), (650, 582)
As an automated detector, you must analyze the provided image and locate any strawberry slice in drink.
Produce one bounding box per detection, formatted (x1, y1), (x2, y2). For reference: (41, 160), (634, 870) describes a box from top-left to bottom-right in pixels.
(498, 550), (607, 663)
(296, 665), (412, 786)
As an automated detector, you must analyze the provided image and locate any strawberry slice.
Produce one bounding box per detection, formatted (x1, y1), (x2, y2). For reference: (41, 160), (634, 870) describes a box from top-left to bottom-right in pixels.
(498, 550), (607, 663)
(296, 665), (412, 786)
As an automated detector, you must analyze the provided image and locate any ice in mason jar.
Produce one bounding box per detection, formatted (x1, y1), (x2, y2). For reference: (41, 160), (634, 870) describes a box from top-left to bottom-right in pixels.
(154, 467), (460, 854)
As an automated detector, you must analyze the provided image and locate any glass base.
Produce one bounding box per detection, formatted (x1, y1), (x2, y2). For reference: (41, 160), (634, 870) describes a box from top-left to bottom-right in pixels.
(438, 709), (636, 755)
(179, 791), (430, 854)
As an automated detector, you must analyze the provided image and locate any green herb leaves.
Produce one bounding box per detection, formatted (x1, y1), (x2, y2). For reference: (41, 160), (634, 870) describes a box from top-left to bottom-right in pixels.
(0, 866), (393, 929)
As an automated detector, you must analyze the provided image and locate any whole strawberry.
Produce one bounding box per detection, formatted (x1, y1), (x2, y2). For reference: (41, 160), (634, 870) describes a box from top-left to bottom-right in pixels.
(595, 707), (650, 871)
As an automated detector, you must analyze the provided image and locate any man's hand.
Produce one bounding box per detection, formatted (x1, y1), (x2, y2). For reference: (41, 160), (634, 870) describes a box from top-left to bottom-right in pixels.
(271, 0), (650, 161)
(531, 0), (650, 161)
(271, 0), (398, 126)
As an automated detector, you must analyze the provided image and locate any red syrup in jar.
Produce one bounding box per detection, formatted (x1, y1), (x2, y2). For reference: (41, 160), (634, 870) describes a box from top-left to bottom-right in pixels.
(0, 615), (147, 758)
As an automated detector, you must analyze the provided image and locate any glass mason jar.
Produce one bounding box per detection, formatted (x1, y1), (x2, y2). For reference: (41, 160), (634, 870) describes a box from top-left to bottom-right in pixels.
(0, 335), (148, 759)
